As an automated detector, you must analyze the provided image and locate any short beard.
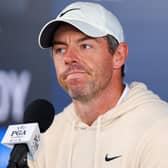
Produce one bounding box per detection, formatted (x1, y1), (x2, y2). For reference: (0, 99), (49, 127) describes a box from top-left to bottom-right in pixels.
(67, 76), (111, 103)
(67, 81), (99, 103)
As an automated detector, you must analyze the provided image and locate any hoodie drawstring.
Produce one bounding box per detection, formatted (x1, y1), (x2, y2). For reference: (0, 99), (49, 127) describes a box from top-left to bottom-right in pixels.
(67, 120), (76, 168)
(67, 117), (102, 168)
(94, 116), (101, 168)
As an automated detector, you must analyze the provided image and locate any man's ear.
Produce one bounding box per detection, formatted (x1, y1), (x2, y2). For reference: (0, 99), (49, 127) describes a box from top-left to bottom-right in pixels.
(112, 42), (128, 69)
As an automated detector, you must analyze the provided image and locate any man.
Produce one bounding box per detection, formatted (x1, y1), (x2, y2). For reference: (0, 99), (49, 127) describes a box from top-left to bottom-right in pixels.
(28, 1), (168, 168)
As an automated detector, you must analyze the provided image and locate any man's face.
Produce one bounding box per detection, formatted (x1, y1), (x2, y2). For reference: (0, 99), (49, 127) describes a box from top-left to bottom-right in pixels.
(52, 24), (115, 102)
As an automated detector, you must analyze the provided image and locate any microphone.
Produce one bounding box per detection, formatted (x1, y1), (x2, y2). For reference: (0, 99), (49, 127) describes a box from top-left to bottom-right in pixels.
(1, 99), (55, 168)
(23, 99), (55, 133)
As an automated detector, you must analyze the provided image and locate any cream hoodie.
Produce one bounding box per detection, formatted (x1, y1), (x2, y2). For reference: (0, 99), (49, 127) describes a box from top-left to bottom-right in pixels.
(28, 82), (168, 168)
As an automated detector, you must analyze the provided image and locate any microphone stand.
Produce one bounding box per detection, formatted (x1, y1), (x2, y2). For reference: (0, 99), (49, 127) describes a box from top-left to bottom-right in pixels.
(7, 144), (29, 168)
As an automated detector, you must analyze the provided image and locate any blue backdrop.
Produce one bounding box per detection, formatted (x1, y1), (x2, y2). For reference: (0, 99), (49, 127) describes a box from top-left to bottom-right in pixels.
(0, 0), (168, 167)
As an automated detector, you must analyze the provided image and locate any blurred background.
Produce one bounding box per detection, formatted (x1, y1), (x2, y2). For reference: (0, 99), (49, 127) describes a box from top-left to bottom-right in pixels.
(0, 0), (168, 167)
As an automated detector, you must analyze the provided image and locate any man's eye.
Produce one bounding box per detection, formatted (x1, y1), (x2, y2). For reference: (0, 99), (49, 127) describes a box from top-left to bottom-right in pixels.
(55, 48), (65, 54)
(82, 44), (91, 49)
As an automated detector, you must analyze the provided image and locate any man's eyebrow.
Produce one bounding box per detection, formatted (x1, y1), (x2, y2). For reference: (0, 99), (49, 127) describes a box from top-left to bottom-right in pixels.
(52, 36), (98, 46)
(52, 41), (66, 46)
(77, 36), (98, 43)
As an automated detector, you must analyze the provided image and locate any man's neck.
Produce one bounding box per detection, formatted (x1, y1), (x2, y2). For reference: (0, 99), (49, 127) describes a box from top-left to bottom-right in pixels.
(73, 82), (125, 126)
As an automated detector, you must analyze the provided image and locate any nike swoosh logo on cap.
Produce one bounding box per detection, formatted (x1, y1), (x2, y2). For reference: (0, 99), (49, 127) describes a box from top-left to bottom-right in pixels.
(105, 154), (122, 162)
(60, 8), (80, 17)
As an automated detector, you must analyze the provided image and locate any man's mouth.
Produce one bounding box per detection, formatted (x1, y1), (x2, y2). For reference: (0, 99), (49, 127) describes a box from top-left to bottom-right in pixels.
(62, 63), (90, 81)
(65, 71), (87, 80)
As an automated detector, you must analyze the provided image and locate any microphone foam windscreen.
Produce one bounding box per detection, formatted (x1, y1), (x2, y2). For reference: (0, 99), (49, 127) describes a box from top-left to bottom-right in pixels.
(23, 99), (55, 133)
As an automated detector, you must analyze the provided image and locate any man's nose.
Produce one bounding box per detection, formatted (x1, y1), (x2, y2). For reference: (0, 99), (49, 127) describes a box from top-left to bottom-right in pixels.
(64, 48), (80, 65)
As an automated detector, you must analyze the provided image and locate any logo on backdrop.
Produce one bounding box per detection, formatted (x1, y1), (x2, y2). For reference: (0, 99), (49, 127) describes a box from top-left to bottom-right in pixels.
(0, 70), (31, 123)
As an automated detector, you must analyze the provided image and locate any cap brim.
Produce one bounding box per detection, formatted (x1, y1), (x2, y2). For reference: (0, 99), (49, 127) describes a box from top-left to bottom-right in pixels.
(38, 19), (107, 48)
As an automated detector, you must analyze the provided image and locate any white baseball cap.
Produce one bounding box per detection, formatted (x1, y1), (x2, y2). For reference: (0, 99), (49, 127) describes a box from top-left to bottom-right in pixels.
(38, 1), (124, 48)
